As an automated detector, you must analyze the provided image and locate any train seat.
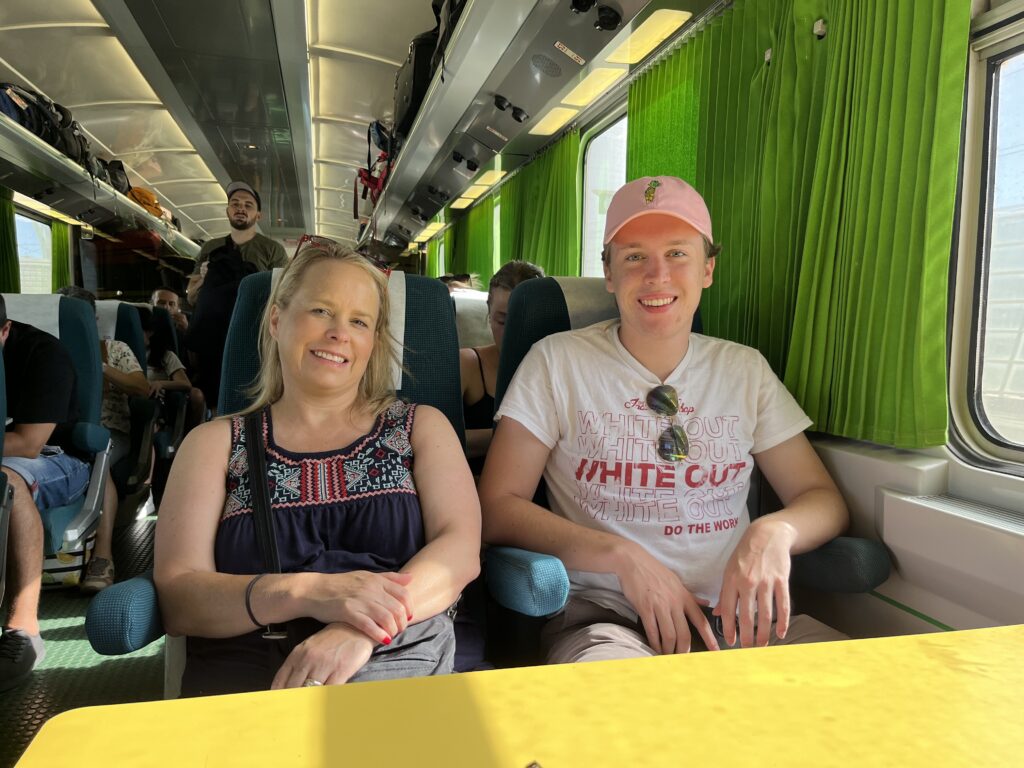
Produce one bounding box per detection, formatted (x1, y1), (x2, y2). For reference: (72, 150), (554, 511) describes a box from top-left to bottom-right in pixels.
(485, 276), (890, 663)
(2, 294), (111, 584)
(0, 345), (12, 605)
(86, 269), (486, 680)
(96, 300), (158, 522)
(451, 288), (493, 348)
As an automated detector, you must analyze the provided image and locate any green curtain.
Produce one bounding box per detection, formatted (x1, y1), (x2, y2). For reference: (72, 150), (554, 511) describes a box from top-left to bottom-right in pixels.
(626, 0), (968, 448)
(451, 196), (496, 284)
(499, 131), (581, 276)
(51, 220), (71, 291)
(0, 187), (20, 293)
(426, 237), (442, 277)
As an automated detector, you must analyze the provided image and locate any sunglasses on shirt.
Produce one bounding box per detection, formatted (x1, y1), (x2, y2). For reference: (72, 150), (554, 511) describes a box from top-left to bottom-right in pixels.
(646, 384), (690, 463)
(292, 234), (392, 276)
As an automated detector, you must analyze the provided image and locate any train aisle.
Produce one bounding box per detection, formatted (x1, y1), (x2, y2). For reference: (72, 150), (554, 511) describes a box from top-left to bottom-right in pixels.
(0, 519), (163, 767)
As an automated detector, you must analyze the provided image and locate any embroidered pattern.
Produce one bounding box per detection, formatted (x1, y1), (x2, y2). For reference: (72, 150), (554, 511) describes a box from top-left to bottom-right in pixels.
(222, 401), (417, 520)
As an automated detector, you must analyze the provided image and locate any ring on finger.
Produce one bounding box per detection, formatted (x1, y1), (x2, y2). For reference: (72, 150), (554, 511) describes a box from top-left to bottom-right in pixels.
(302, 678), (324, 687)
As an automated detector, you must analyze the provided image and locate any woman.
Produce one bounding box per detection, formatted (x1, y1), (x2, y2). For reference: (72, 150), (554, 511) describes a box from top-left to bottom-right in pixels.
(460, 261), (544, 468)
(154, 242), (481, 695)
(137, 306), (205, 431)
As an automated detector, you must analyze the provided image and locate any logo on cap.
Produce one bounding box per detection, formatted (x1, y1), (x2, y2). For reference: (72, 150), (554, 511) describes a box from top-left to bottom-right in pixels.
(643, 179), (661, 205)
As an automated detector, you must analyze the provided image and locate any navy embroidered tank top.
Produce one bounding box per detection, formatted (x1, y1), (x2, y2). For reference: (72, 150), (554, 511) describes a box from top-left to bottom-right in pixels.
(182, 400), (424, 696)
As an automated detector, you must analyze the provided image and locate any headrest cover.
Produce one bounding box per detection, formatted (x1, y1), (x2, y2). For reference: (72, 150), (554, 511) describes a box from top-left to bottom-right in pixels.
(554, 277), (620, 330)
(2, 294), (61, 338)
(95, 300), (120, 341)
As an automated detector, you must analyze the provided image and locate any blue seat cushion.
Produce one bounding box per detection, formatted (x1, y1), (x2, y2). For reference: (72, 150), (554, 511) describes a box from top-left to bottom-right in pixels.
(41, 497), (85, 556)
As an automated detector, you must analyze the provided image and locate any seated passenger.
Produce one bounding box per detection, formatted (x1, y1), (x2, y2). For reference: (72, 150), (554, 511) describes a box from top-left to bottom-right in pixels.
(57, 287), (150, 593)
(150, 286), (189, 334)
(0, 295), (90, 689)
(460, 260), (544, 471)
(136, 307), (205, 431)
(480, 177), (849, 663)
(154, 241), (481, 695)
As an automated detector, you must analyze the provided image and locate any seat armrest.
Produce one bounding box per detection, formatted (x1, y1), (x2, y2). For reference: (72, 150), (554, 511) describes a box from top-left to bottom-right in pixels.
(485, 546), (570, 617)
(791, 536), (892, 593)
(85, 571), (165, 654)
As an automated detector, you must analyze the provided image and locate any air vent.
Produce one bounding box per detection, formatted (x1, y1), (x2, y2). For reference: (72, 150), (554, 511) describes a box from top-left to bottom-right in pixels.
(531, 53), (563, 78)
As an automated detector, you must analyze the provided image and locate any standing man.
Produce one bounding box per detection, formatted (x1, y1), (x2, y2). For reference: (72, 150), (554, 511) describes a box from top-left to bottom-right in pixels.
(150, 286), (188, 335)
(185, 182), (286, 412)
(185, 181), (287, 306)
(480, 176), (849, 663)
(0, 295), (91, 689)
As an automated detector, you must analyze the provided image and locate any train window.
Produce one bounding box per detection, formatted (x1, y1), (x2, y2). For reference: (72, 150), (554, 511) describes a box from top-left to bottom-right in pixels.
(14, 212), (53, 294)
(581, 115), (628, 276)
(974, 47), (1024, 449)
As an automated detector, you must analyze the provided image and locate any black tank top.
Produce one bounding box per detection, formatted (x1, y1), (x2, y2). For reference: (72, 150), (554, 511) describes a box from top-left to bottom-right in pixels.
(463, 348), (495, 430)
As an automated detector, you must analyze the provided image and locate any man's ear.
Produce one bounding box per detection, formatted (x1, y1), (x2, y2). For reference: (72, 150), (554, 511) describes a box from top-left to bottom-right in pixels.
(0, 320), (11, 346)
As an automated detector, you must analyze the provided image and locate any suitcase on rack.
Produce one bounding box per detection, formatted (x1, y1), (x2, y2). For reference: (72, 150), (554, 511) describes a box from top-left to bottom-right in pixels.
(393, 29), (438, 140)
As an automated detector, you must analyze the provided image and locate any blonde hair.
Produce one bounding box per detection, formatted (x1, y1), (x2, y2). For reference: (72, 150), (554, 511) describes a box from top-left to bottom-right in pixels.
(242, 242), (400, 417)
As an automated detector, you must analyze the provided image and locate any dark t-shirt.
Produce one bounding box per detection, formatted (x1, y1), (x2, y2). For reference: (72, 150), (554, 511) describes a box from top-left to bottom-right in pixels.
(3, 320), (79, 453)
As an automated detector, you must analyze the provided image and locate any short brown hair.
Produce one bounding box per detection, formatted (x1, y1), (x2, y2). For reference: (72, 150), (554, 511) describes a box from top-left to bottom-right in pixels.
(488, 260), (545, 307)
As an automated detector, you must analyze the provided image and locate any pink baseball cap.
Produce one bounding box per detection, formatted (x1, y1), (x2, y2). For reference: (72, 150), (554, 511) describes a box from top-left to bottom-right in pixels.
(603, 176), (713, 245)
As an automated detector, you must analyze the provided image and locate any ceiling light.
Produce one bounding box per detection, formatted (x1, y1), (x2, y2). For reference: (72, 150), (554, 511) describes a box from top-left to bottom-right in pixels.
(475, 170), (507, 186)
(606, 9), (692, 64)
(460, 185), (490, 201)
(13, 192), (83, 227)
(562, 67), (628, 107)
(528, 107), (579, 136)
(450, 198), (473, 209)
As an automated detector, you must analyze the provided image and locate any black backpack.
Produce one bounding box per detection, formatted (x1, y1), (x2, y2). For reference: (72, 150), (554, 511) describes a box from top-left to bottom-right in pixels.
(188, 240), (258, 408)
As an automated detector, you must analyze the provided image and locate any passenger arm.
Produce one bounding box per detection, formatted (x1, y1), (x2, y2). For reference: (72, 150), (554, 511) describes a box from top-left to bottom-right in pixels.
(150, 369), (192, 395)
(155, 420), (410, 642)
(480, 417), (717, 654)
(104, 365), (150, 398)
(3, 422), (56, 459)
(717, 433), (849, 648)
(400, 405), (481, 622)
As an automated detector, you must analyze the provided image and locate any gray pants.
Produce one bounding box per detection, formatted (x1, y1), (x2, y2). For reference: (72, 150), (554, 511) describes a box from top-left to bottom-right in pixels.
(542, 597), (847, 664)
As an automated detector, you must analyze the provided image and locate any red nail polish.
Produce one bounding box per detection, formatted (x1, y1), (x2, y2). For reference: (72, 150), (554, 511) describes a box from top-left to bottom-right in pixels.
(382, 636), (392, 645)
(407, 614), (413, 621)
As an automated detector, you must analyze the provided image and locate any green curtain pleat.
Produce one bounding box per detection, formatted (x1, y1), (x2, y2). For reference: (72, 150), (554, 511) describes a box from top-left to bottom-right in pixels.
(426, 237), (441, 277)
(451, 196), (496, 284)
(51, 220), (71, 291)
(512, 131), (582, 276)
(498, 180), (525, 268)
(0, 187), (21, 293)
(625, 0), (968, 448)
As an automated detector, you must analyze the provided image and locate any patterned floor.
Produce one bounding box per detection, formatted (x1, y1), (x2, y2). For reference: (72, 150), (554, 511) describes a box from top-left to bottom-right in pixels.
(0, 518), (163, 768)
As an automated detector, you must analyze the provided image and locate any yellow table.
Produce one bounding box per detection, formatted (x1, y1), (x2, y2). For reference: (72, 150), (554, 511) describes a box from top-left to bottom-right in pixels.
(18, 625), (1024, 767)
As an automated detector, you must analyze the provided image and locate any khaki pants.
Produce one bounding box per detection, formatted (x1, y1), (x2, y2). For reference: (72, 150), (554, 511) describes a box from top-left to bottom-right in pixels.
(542, 597), (847, 665)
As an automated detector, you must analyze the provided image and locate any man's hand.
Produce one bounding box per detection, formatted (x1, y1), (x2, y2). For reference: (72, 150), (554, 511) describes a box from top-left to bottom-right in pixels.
(171, 311), (188, 333)
(615, 541), (719, 654)
(271, 623), (375, 689)
(715, 517), (796, 648)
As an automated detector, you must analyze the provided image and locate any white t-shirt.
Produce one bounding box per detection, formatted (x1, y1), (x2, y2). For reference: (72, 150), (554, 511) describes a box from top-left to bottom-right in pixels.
(496, 319), (811, 619)
(147, 349), (185, 382)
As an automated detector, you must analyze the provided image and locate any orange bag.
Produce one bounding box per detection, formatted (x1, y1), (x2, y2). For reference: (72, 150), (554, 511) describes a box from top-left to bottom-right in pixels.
(128, 186), (163, 218)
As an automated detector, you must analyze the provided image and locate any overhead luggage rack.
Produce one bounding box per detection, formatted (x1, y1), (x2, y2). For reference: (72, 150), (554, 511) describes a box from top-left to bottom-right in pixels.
(0, 112), (199, 259)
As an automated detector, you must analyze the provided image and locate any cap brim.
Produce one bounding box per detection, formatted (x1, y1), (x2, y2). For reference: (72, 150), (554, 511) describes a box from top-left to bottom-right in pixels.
(604, 210), (713, 245)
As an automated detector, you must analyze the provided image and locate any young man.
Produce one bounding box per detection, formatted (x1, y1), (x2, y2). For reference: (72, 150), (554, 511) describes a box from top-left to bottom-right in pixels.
(0, 295), (90, 689)
(185, 181), (287, 306)
(480, 176), (849, 663)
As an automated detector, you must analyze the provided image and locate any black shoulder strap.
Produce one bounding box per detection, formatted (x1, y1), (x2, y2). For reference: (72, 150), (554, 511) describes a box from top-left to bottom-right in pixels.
(244, 411), (288, 640)
(244, 410), (281, 574)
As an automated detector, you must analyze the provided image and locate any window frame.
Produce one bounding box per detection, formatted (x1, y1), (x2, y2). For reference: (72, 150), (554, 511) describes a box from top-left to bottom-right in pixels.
(578, 102), (628, 277)
(949, 3), (1024, 475)
(12, 205), (55, 295)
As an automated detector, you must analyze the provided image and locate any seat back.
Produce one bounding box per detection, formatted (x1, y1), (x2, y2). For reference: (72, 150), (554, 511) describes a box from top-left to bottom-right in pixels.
(1, 294), (109, 565)
(97, 299), (146, 369)
(0, 349), (10, 605)
(219, 270), (464, 440)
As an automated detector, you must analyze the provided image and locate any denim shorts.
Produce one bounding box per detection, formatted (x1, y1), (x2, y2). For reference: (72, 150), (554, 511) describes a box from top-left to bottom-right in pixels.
(2, 446), (90, 509)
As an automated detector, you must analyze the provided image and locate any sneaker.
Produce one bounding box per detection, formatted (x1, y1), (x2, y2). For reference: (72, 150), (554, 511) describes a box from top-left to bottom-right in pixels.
(80, 556), (115, 594)
(0, 629), (45, 692)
